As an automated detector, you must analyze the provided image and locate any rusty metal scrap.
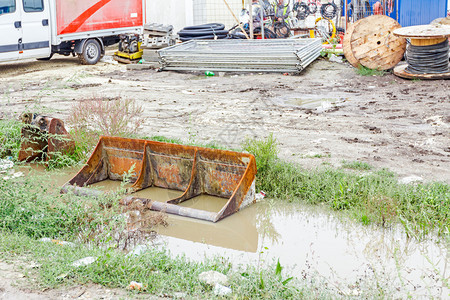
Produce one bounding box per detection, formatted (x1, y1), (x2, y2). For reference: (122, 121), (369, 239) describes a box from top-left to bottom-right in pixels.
(62, 136), (257, 222)
(18, 113), (75, 163)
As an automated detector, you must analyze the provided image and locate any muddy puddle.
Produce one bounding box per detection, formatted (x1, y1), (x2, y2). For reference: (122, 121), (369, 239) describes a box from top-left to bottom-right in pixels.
(6, 167), (447, 298)
(272, 94), (349, 112)
(87, 178), (448, 297)
(150, 202), (448, 298)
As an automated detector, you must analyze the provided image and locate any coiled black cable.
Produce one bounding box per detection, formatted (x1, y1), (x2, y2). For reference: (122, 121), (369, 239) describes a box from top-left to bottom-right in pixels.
(321, 2), (337, 19)
(294, 2), (309, 20)
(274, 21), (290, 38)
(406, 40), (450, 74)
(178, 23), (229, 42)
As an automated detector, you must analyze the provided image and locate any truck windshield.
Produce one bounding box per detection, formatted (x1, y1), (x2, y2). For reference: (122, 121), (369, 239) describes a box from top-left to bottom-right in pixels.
(23, 0), (43, 12)
(0, 0), (15, 15)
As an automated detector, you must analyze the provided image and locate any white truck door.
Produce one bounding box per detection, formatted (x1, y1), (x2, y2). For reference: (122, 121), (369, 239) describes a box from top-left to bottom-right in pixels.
(20, 0), (50, 59)
(0, 0), (21, 61)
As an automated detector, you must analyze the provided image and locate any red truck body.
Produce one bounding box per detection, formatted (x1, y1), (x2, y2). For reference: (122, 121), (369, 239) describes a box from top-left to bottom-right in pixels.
(56, 0), (144, 36)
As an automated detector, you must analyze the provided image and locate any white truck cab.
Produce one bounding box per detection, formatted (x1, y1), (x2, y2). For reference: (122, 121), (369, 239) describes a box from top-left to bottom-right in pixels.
(0, 0), (143, 64)
(0, 0), (51, 61)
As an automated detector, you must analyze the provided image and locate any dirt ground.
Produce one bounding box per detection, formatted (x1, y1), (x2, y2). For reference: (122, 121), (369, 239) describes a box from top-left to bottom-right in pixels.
(0, 53), (448, 185)
(0, 52), (449, 297)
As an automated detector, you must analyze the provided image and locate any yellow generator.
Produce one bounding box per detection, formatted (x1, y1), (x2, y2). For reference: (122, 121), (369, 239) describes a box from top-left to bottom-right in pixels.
(113, 34), (143, 63)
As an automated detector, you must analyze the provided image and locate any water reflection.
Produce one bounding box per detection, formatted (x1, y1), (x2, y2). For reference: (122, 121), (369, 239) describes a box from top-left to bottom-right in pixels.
(156, 209), (258, 252)
(153, 201), (448, 298)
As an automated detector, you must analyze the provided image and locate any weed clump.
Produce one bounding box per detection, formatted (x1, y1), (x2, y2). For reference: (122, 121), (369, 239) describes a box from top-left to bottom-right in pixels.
(356, 65), (386, 76)
(243, 133), (278, 175)
(67, 97), (145, 161)
(243, 136), (449, 236)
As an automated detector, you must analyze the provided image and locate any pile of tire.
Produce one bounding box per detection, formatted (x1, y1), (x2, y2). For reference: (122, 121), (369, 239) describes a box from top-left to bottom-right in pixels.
(178, 23), (228, 42)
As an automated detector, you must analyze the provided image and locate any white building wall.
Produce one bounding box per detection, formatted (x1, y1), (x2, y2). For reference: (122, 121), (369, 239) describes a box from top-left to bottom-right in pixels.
(145, 0), (192, 32)
(193, 0), (242, 29)
(146, 0), (244, 32)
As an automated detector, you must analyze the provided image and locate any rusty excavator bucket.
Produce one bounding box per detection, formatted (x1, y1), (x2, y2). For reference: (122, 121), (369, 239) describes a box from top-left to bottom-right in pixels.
(62, 136), (257, 222)
(18, 113), (75, 163)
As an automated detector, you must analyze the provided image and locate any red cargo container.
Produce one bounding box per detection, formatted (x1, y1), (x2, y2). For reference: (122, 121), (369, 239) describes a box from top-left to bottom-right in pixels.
(0, 0), (144, 64)
(56, 0), (143, 35)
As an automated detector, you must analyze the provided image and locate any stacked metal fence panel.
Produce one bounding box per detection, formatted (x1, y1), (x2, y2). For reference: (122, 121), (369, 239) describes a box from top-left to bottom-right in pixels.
(157, 39), (323, 73)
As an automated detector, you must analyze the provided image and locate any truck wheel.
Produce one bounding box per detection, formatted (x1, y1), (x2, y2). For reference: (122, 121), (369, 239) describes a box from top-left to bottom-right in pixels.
(78, 39), (102, 65)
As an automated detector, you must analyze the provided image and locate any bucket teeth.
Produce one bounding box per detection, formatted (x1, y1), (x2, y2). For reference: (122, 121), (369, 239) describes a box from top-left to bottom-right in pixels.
(62, 136), (257, 222)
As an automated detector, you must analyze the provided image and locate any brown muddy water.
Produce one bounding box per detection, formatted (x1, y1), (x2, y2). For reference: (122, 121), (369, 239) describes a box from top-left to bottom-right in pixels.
(82, 178), (448, 298)
(90, 180), (229, 213)
(8, 167), (449, 298)
(153, 203), (448, 298)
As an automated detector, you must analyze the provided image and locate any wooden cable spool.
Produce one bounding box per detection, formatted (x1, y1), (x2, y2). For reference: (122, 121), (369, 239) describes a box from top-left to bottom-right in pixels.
(431, 17), (450, 26)
(393, 24), (450, 80)
(343, 15), (406, 70)
(342, 19), (362, 68)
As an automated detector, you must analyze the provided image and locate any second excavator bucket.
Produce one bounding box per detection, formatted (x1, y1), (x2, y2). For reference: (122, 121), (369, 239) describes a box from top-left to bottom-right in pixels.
(18, 113), (75, 163)
(62, 136), (257, 222)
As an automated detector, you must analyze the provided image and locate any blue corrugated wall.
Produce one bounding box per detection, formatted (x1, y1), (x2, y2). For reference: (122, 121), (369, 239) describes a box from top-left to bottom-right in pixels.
(345, 0), (448, 27)
(399, 0), (448, 26)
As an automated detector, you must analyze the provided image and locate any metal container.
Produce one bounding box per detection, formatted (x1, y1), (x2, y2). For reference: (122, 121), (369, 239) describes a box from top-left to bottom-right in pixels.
(61, 136), (257, 223)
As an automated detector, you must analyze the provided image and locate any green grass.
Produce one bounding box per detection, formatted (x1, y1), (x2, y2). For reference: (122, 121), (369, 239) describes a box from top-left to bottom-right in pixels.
(243, 135), (449, 237)
(341, 160), (373, 171)
(0, 173), (126, 243)
(1, 226), (402, 299)
(0, 231), (315, 299)
(0, 119), (22, 160)
(301, 153), (331, 159)
(356, 65), (386, 76)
